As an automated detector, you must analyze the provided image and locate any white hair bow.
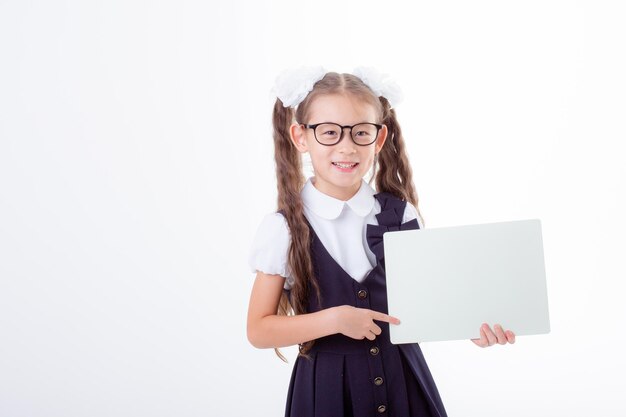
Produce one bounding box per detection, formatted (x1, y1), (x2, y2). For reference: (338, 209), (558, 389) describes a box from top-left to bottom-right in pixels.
(272, 66), (404, 109)
(272, 66), (327, 108)
(352, 66), (404, 109)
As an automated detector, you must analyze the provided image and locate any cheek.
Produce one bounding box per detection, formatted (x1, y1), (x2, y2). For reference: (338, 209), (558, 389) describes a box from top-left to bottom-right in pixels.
(308, 147), (331, 168)
(361, 150), (376, 167)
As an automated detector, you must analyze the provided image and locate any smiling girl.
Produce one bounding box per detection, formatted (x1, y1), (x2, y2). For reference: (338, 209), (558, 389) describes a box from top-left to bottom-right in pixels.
(246, 67), (515, 417)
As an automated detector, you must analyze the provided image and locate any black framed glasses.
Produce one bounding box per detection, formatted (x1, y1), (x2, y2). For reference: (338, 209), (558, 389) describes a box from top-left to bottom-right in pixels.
(303, 122), (383, 146)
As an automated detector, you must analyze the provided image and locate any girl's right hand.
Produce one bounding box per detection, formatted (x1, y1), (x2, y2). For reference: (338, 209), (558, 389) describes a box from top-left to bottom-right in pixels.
(331, 305), (401, 341)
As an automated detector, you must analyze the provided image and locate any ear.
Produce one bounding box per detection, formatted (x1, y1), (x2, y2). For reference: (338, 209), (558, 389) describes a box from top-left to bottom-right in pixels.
(289, 123), (308, 153)
(374, 124), (388, 154)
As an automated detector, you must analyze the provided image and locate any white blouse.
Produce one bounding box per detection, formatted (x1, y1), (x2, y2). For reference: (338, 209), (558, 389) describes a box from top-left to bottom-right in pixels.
(248, 177), (423, 289)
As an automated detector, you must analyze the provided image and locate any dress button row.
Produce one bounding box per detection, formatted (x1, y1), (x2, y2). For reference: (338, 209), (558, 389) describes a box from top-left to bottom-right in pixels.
(374, 376), (384, 386)
(357, 289), (368, 299)
(377, 404), (387, 413)
(369, 346), (379, 356)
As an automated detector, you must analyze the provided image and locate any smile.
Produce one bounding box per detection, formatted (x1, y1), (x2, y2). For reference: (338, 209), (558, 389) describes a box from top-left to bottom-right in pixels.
(332, 162), (359, 169)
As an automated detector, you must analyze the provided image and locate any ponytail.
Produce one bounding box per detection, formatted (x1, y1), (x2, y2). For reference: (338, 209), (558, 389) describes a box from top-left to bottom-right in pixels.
(374, 98), (423, 224)
(272, 99), (321, 360)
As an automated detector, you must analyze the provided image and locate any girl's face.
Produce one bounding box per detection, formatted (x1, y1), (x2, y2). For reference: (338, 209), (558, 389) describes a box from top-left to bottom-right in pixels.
(290, 94), (388, 201)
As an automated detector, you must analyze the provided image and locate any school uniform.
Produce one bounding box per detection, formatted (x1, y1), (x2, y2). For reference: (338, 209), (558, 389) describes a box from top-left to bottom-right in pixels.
(249, 177), (448, 417)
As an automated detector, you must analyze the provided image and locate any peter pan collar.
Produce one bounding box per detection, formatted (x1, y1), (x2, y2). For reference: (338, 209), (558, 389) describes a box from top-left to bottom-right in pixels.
(301, 177), (376, 220)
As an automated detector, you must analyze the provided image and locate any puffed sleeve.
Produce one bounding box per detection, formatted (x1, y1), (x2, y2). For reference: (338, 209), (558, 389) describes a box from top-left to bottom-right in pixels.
(248, 212), (294, 287)
(403, 201), (425, 229)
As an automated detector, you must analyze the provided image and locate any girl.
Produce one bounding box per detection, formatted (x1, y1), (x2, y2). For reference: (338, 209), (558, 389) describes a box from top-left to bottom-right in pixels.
(247, 67), (516, 417)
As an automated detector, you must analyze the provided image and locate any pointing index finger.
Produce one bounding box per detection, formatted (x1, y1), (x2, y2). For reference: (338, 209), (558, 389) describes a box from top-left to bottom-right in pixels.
(372, 311), (401, 325)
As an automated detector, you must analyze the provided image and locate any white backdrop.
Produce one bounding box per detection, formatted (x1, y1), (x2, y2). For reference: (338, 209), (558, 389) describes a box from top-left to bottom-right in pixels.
(1, 1), (625, 416)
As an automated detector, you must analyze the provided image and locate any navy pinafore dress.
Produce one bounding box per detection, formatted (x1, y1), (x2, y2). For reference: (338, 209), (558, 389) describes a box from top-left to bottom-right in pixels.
(283, 192), (448, 417)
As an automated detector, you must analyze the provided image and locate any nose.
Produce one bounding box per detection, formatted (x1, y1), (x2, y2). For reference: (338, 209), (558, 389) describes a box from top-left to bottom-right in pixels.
(337, 127), (357, 153)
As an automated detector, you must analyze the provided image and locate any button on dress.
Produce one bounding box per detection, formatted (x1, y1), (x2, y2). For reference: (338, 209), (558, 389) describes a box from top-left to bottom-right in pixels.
(283, 192), (448, 417)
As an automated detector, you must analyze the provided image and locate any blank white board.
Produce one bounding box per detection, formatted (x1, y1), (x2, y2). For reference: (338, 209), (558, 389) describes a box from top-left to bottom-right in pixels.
(384, 219), (550, 343)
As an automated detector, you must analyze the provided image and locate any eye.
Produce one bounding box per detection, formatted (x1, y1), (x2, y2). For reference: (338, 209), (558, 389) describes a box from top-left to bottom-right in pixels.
(316, 124), (341, 138)
(352, 124), (378, 139)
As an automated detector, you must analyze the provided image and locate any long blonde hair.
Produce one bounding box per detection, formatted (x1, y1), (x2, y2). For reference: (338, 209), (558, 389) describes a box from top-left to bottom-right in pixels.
(272, 72), (421, 360)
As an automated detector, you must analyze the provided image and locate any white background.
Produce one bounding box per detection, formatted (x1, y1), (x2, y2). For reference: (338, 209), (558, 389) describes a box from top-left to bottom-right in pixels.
(1, 1), (624, 416)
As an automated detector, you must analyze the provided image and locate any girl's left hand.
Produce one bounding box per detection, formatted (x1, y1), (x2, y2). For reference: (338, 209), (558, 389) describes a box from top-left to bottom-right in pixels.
(471, 323), (515, 348)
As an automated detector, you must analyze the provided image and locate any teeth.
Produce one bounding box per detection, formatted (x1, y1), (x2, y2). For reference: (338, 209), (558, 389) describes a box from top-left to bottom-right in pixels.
(333, 162), (357, 168)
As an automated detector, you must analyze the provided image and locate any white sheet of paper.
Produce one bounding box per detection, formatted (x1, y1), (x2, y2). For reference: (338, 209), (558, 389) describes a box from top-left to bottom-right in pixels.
(384, 219), (550, 343)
